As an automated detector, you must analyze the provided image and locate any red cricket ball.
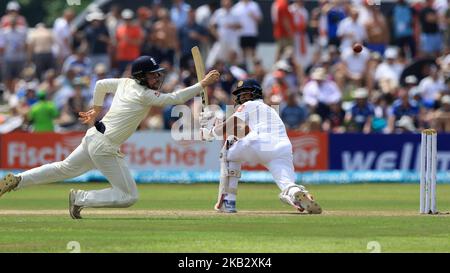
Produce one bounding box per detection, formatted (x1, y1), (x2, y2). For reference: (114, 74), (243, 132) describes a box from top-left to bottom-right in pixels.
(353, 43), (363, 53)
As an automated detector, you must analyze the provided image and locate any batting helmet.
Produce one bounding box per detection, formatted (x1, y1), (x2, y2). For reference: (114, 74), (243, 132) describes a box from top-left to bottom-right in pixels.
(131, 56), (165, 88)
(232, 79), (263, 105)
(131, 56), (164, 76)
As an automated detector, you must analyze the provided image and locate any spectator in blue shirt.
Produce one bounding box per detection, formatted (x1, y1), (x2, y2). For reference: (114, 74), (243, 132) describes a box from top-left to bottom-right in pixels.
(281, 93), (309, 130)
(62, 47), (92, 77)
(325, 2), (346, 47)
(170, 0), (191, 29)
(390, 0), (416, 58)
(387, 89), (421, 133)
(345, 88), (374, 133)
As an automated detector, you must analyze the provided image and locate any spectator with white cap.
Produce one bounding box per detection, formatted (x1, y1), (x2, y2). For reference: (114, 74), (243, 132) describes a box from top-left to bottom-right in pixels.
(84, 11), (111, 70)
(404, 75), (422, 103)
(374, 47), (405, 93)
(303, 67), (342, 119)
(0, 1), (27, 29)
(345, 88), (375, 133)
(262, 59), (296, 97)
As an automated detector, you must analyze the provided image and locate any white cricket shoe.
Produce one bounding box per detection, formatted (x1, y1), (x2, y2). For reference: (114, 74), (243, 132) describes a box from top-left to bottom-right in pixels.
(279, 185), (322, 214)
(0, 173), (21, 198)
(214, 195), (237, 213)
(69, 189), (83, 219)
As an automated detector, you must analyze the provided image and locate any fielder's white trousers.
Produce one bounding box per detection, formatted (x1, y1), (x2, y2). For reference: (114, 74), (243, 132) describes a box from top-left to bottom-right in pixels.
(226, 135), (297, 191)
(17, 128), (138, 208)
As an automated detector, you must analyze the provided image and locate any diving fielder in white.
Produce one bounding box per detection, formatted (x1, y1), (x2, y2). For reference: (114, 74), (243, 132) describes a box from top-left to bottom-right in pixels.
(200, 79), (321, 214)
(0, 56), (220, 219)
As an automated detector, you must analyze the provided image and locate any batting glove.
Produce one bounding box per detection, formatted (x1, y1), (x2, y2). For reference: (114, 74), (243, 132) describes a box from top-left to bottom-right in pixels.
(200, 127), (216, 142)
(199, 110), (217, 130)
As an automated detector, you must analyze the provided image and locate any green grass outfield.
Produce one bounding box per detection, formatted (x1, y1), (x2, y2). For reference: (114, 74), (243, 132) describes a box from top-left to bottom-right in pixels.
(0, 183), (449, 253)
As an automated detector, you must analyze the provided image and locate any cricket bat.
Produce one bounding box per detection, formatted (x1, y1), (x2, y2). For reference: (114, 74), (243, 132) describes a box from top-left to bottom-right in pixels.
(191, 46), (209, 107)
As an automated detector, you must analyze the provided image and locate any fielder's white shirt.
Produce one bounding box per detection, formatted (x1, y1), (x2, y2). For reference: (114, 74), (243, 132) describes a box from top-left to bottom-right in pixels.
(93, 78), (202, 145)
(232, 99), (289, 142)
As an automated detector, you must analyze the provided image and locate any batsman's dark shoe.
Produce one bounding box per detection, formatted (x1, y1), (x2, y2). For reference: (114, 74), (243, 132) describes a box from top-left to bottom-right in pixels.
(0, 173), (20, 198)
(69, 189), (83, 219)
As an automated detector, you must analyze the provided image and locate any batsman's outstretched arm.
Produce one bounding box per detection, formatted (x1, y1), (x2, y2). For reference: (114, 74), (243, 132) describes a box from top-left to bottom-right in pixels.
(147, 70), (220, 107)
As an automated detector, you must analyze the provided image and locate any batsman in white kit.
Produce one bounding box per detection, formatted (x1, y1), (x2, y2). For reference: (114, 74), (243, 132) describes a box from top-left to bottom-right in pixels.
(200, 79), (322, 214)
(0, 56), (220, 219)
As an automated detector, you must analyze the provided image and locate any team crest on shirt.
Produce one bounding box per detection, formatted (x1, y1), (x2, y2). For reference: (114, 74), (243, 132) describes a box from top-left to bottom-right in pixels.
(237, 81), (243, 87)
(154, 91), (160, 97)
(237, 104), (245, 112)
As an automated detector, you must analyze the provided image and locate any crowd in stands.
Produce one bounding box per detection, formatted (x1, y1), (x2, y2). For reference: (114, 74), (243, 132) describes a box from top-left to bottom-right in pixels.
(0, 0), (449, 134)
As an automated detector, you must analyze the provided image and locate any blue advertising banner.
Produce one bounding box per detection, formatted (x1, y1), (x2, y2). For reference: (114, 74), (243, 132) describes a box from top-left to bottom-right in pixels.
(329, 134), (450, 171)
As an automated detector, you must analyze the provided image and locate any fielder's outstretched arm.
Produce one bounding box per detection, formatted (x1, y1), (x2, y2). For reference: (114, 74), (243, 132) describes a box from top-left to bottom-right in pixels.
(93, 79), (121, 107)
(145, 70), (220, 107)
(146, 83), (204, 106)
(79, 78), (123, 124)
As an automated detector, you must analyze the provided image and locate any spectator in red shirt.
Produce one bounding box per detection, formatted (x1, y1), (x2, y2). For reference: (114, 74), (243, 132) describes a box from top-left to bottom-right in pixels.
(271, 0), (294, 61)
(115, 9), (143, 75)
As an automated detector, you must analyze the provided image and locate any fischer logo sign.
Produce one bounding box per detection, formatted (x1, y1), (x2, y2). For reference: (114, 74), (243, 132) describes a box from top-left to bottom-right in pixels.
(2, 133), (83, 168)
(291, 135), (325, 169)
(124, 132), (221, 170)
(1, 132), (221, 171)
